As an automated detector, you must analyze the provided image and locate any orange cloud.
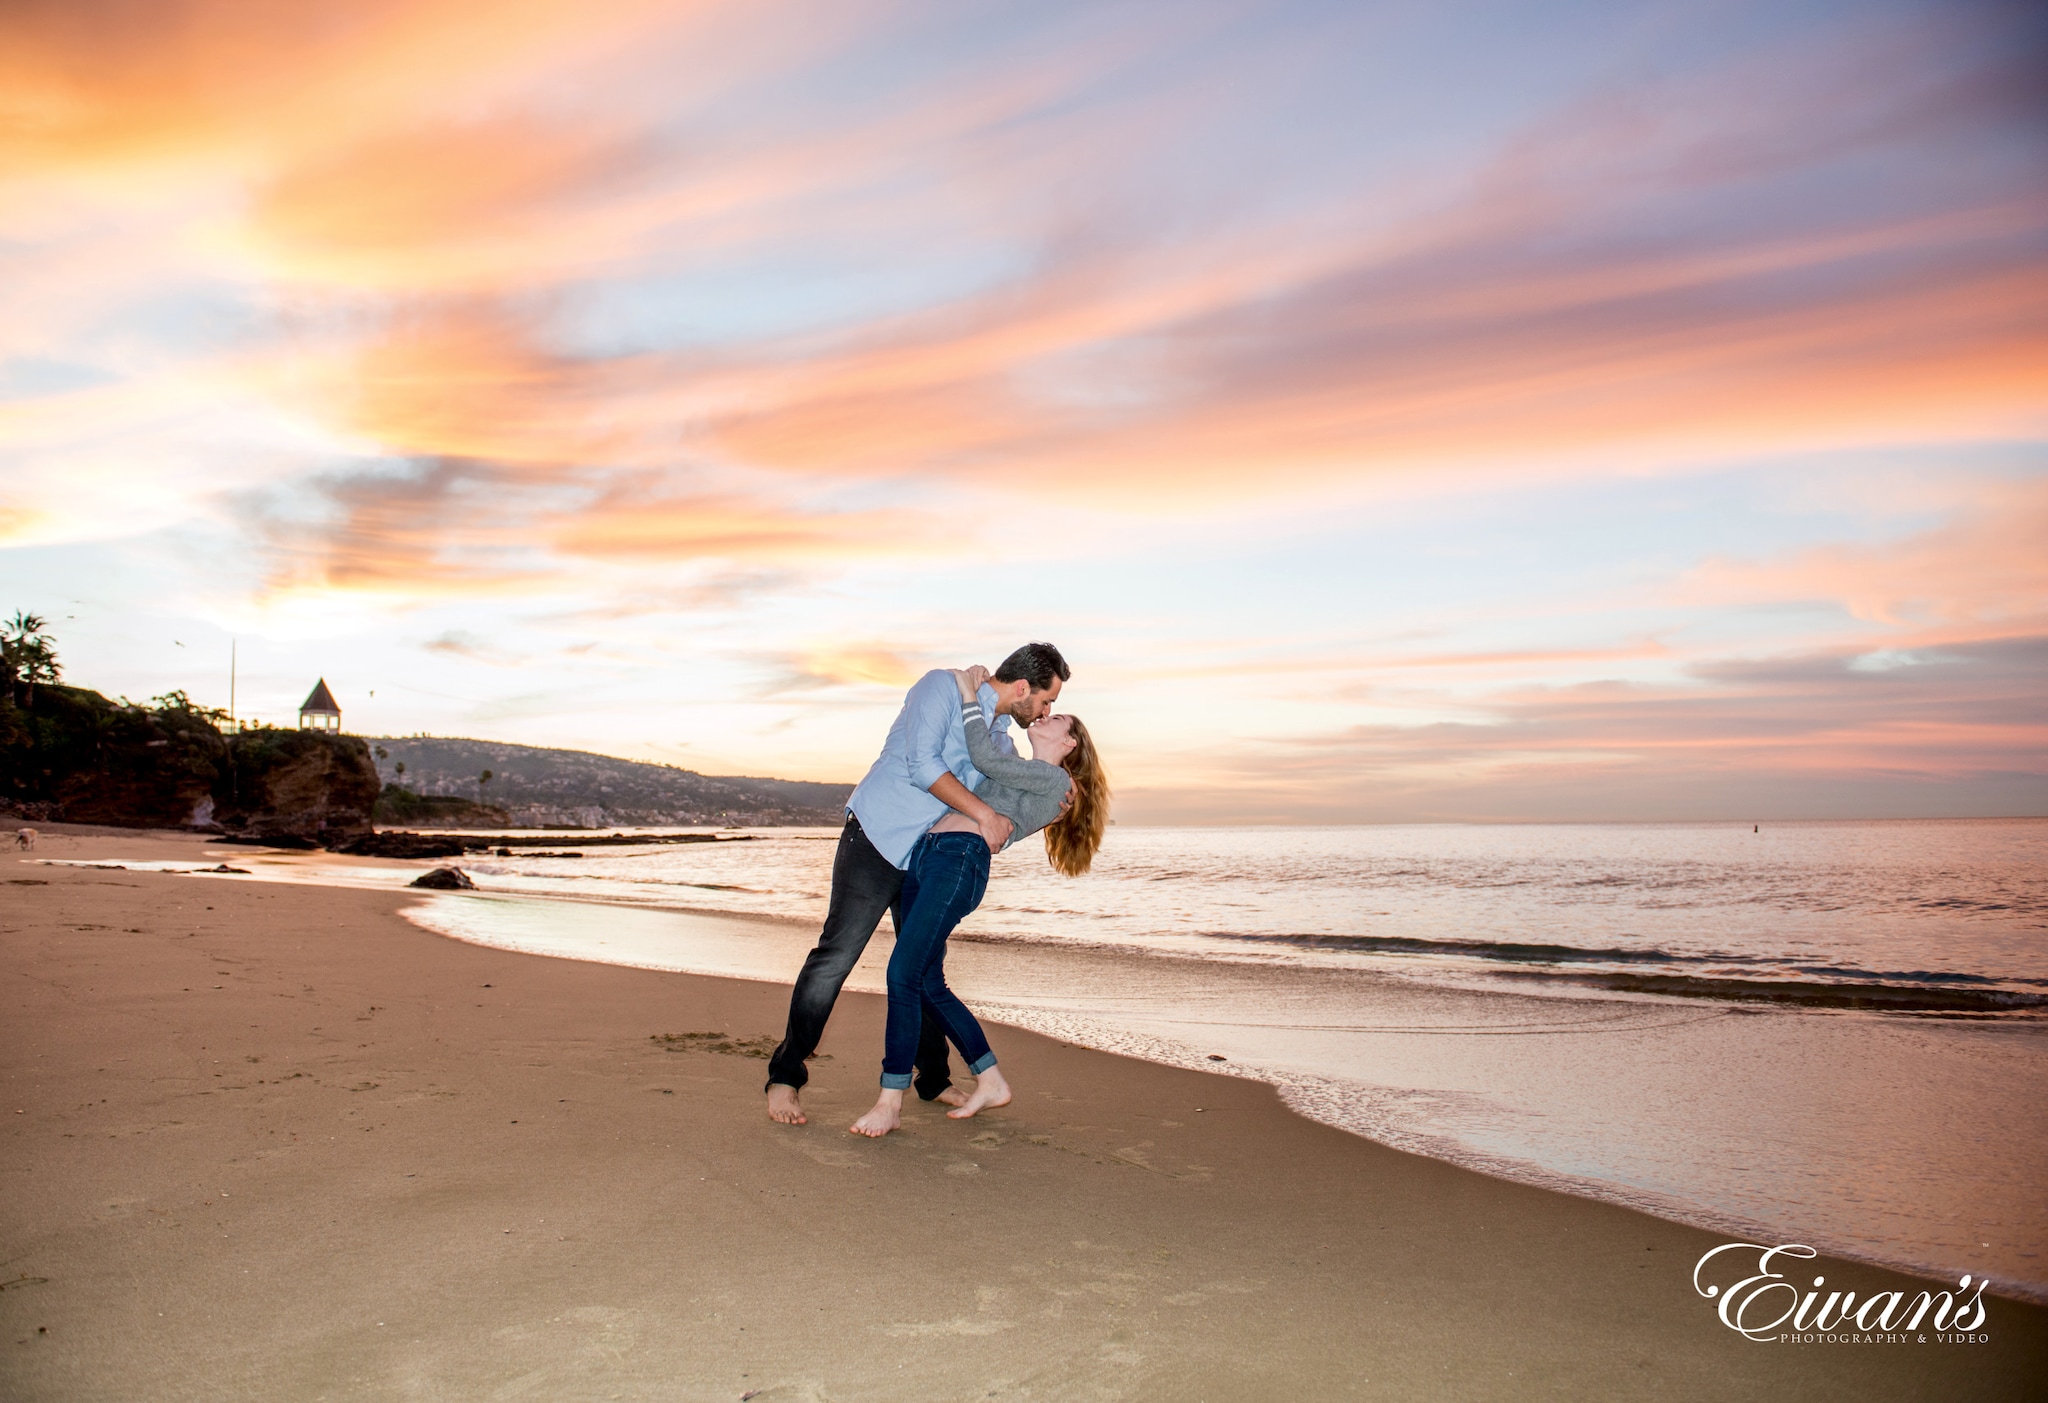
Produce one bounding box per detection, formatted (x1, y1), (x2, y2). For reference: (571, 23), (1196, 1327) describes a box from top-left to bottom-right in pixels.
(555, 492), (923, 563)
(244, 462), (922, 608)
(731, 644), (927, 699)
(0, 0), (681, 179)
(328, 305), (643, 468)
(0, 506), (44, 544)
(1688, 477), (2048, 643)
(704, 199), (2048, 500)
(251, 118), (657, 290)
(6, 0), (2043, 620)
(788, 646), (920, 691)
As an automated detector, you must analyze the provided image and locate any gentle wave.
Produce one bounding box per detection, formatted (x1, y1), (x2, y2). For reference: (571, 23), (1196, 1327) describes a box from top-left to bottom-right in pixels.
(1201, 929), (2048, 1013)
(1498, 970), (2048, 1014)
(453, 821), (2048, 1028)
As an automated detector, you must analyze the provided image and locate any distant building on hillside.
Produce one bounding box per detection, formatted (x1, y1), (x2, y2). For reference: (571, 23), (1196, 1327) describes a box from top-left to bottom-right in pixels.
(299, 679), (342, 732)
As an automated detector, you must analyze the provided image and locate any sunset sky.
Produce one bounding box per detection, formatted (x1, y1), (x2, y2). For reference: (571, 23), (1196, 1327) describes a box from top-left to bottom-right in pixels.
(2, 0), (2043, 821)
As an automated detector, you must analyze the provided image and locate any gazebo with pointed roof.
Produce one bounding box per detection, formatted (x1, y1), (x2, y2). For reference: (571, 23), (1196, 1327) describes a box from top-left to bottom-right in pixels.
(299, 679), (342, 731)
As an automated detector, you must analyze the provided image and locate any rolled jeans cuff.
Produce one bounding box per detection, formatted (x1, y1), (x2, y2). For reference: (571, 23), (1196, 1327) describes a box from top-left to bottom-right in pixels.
(968, 1052), (997, 1075)
(879, 1071), (914, 1090)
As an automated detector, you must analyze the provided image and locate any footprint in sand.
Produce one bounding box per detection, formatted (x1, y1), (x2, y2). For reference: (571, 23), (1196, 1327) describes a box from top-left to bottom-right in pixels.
(880, 1317), (1015, 1337)
(796, 1146), (871, 1170)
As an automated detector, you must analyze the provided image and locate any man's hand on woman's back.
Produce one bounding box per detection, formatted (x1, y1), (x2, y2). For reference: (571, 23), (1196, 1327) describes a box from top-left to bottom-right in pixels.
(977, 810), (1014, 853)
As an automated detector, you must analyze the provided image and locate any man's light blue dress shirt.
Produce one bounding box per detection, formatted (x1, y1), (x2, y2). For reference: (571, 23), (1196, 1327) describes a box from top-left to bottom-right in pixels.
(846, 671), (1015, 869)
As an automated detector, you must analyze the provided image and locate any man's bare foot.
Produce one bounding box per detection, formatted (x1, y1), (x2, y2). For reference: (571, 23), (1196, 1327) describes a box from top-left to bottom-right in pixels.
(945, 1066), (1012, 1119)
(850, 1088), (905, 1138)
(933, 1086), (970, 1108)
(766, 1084), (807, 1125)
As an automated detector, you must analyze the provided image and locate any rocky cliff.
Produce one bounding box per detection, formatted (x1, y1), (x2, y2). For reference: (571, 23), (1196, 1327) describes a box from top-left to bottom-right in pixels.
(0, 685), (379, 842)
(213, 726), (381, 842)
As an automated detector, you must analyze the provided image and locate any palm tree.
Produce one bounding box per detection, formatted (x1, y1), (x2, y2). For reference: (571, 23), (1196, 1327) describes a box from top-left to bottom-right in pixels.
(29, 642), (61, 703)
(2, 612), (58, 706)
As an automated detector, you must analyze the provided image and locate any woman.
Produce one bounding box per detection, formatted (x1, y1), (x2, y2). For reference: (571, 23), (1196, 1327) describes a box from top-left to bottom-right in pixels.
(850, 667), (1109, 1137)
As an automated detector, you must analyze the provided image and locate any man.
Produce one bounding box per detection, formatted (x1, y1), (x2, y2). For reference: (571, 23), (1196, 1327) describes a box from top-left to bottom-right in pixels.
(765, 641), (1071, 1125)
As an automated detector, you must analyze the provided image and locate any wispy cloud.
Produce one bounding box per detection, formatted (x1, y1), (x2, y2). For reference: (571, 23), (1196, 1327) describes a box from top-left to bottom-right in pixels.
(420, 628), (525, 666)
(4, 0), (2043, 818)
(0, 0), (684, 179)
(1122, 635), (2048, 822)
(536, 570), (804, 622)
(12, 0), (2042, 551)
(244, 457), (560, 598)
(752, 645), (924, 696)
(1687, 476), (2048, 642)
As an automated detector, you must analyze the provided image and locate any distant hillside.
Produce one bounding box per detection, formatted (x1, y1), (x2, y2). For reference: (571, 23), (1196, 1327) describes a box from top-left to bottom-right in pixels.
(366, 736), (851, 828)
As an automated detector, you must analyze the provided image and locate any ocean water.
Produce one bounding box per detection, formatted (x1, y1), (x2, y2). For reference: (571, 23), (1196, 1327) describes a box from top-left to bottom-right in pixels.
(82, 818), (2048, 1300)
(440, 820), (2048, 1015)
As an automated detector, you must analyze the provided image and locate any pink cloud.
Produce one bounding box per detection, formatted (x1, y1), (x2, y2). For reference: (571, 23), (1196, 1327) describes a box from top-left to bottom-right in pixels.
(1120, 635), (2048, 823)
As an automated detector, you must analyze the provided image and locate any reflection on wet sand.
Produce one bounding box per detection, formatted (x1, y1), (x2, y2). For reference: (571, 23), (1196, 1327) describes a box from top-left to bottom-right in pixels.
(404, 889), (2048, 1302)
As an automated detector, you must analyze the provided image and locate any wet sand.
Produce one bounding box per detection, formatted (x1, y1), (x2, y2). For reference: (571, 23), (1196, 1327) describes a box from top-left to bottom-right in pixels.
(4, 826), (2044, 1401)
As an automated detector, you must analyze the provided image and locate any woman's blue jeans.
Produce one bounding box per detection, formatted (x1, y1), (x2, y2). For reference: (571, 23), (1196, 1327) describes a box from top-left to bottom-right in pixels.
(882, 831), (998, 1089)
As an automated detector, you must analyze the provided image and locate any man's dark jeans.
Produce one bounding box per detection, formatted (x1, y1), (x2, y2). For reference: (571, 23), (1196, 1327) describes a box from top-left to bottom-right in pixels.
(765, 815), (954, 1098)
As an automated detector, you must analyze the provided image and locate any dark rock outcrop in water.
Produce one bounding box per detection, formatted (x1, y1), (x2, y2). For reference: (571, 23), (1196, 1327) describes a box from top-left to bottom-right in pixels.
(0, 684), (377, 843)
(408, 867), (475, 890)
(334, 831), (471, 860)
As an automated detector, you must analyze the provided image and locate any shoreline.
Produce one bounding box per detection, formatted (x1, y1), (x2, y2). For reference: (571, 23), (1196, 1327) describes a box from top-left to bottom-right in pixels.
(4, 825), (2045, 1398)
(21, 823), (2048, 1306)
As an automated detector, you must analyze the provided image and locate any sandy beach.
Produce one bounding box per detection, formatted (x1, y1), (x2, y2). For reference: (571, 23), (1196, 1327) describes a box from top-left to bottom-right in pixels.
(3, 827), (2043, 1401)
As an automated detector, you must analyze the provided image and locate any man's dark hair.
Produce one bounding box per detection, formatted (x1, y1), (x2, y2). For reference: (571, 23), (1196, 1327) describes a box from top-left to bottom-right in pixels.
(992, 641), (1070, 692)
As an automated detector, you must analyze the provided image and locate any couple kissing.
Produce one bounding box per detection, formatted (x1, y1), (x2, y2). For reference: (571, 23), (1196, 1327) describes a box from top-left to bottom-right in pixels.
(762, 642), (1108, 1136)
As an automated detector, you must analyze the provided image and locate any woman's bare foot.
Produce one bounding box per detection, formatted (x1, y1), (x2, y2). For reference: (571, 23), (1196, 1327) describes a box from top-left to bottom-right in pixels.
(945, 1065), (1012, 1119)
(766, 1084), (806, 1125)
(850, 1088), (905, 1137)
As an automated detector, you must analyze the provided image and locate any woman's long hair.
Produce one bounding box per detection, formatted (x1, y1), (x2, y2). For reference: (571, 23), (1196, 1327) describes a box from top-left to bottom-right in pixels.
(1044, 715), (1108, 877)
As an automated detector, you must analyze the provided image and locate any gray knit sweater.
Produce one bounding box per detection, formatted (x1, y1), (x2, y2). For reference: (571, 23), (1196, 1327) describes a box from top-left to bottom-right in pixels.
(958, 699), (1071, 851)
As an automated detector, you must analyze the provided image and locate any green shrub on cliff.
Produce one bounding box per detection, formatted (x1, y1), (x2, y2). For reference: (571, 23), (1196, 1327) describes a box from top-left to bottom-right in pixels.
(0, 681), (379, 839)
(213, 724), (381, 839)
(0, 684), (224, 826)
(373, 782), (507, 827)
